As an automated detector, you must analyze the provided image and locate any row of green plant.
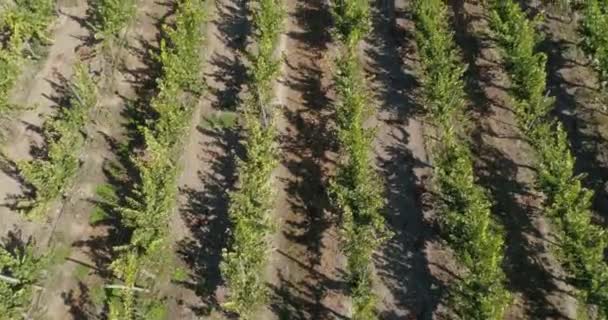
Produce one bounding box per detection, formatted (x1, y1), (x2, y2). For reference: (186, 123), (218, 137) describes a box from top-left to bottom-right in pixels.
(219, 0), (283, 318)
(488, 1), (608, 317)
(94, 1), (206, 318)
(581, 0), (608, 85)
(329, 1), (391, 319)
(412, 1), (511, 318)
(0, 239), (46, 319)
(0, 0), (55, 112)
(17, 63), (97, 219)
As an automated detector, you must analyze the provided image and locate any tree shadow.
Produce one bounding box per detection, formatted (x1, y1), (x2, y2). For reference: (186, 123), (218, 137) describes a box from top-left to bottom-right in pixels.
(176, 125), (238, 316)
(207, 0), (250, 111)
(365, 1), (441, 318)
(269, 251), (349, 320)
(267, 0), (347, 318)
(61, 281), (96, 320)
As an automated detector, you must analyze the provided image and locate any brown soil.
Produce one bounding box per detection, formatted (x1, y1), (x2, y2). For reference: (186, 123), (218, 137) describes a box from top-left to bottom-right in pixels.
(364, 1), (440, 319)
(265, 0), (347, 319)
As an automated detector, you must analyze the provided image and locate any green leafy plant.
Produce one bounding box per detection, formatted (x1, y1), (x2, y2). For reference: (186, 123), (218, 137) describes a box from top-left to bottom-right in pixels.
(219, 0), (283, 318)
(413, 1), (511, 318)
(580, 0), (608, 85)
(97, 1), (206, 318)
(0, 0), (56, 112)
(0, 0), (55, 48)
(0, 238), (47, 319)
(18, 62), (97, 218)
(327, 1), (392, 319)
(90, 0), (136, 42)
(89, 0), (136, 82)
(488, 0), (608, 317)
(488, 0), (553, 130)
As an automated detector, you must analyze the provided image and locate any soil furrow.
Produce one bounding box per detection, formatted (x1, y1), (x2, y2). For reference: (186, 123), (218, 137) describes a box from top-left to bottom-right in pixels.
(175, 0), (246, 318)
(266, 0), (348, 319)
(363, 1), (439, 319)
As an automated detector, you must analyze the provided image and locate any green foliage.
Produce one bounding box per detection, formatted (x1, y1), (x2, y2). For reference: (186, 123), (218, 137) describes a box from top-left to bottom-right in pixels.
(413, 0), (467, 128)
(488, 0), (554, 130)
(220, 0), (283, 317)
(330, 0), (370, 47)
(89, 0), (136, 76)
(0, 0), (55, 48)
(487, 0), (608, 317)
(221, 110), (277, 317)
(330, 49), (390, 320)
(581, 0), (608, 84)
(157, 0), (206, 95)
(435, 135), (510, 319)
(0, 239), (47, 319)
(530, 122), (608, 317)
(90, 0), (136, 43)
(100, 1), (206, 318)
(0, 48), (23, 111)
(0, 0), (56, 112)
(248, 0), (284, 104)
(414, 0), (511, 318)
(18, 62), (97, 218)
(108, 250), (139, 320)
(171, 266), (188, 282)
(327, 1), (391, 319)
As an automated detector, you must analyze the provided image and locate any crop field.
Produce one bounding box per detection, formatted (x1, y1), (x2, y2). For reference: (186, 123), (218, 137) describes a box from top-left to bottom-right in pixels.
(1, 0), (608, 319)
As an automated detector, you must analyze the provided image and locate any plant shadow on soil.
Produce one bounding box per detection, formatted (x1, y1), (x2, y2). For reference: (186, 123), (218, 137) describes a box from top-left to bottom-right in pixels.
(449, 1), (577, 318)
(366, 1), (442, 319)
(175, 0), (248, 317)
(267, 0), (348, 319)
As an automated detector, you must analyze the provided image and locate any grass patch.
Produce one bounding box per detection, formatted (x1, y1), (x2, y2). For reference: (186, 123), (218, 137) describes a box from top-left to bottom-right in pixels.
(171, 266), (189, 282)
(201, 111), (238, 130)
(48, 243), (71, 266)
(89, 207), (111, 225)
(74, 263), (89, 281)
(90, 283), (107, 308)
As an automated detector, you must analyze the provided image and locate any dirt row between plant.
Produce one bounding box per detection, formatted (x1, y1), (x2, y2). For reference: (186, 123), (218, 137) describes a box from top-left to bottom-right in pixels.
(266, 0), (446, 319)
(264, 0), (346, 318)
